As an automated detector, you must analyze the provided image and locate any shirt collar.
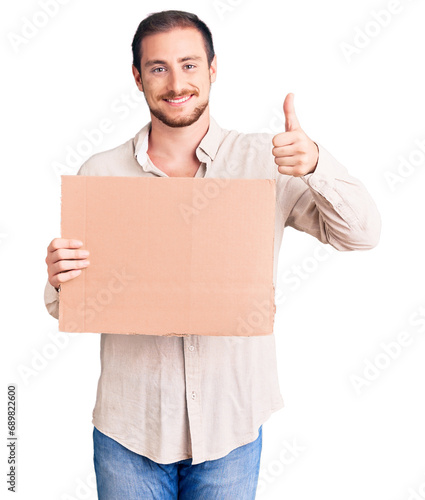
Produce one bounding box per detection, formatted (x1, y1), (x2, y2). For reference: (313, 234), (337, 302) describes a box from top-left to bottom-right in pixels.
(134, 123), (151, 167)
(133, 117), (222, 169)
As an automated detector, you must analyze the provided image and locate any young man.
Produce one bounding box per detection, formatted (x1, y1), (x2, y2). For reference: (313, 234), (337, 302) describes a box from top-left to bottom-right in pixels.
(44, 10), (381, 500)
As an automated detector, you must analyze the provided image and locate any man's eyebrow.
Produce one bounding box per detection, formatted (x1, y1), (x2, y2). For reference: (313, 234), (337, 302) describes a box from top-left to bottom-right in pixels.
(144, 56), (203, 68)
(178, 56), (202, 63)
(144, 59), (167, 68)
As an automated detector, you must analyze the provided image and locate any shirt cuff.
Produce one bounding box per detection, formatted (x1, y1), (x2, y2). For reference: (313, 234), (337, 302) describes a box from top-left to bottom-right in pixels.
(301, 142), (342, 190)
(44, 280), (60, 320)
(300, 142), (362, 228)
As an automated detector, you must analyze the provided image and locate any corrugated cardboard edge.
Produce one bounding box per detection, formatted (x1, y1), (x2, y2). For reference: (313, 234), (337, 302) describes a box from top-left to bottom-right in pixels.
(81, 177), (87, 333)
(58, 176), (65, 331)
(59, 175), (87, 334)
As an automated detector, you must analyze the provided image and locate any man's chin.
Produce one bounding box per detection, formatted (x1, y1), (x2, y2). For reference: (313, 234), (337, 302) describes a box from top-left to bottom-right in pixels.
(150, 103), (209, 128)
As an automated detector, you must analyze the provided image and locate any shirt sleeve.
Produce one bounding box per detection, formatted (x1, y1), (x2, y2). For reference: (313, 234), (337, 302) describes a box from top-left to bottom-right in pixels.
(276, 142), (381, 250)
(44, 279), (59, 319)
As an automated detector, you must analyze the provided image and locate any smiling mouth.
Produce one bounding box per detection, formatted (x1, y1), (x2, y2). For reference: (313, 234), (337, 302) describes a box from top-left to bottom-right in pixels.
(163, 95), (193, 104)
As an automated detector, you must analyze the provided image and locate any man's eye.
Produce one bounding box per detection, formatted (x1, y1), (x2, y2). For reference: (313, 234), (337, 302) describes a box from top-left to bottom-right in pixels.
(152, 67), (166, 73)
(184, 64), (195, 70)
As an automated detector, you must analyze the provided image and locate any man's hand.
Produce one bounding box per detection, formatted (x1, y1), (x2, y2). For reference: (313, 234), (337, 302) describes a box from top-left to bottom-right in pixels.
(46, 238), (90, 290)
(272, 93), (319, 177)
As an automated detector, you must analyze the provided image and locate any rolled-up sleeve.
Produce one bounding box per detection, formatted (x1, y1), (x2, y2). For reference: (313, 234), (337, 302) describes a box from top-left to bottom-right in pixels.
(276, 142), (381, 251)
(44, 279), (59, 319)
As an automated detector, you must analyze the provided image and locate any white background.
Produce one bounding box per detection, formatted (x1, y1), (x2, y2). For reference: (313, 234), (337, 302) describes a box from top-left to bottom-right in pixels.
(1, 0), (425, 499)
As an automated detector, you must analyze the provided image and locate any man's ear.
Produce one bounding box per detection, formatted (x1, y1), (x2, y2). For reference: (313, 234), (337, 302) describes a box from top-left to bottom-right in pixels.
(132, 64), (144, 92)
(209, 55), (217, 83)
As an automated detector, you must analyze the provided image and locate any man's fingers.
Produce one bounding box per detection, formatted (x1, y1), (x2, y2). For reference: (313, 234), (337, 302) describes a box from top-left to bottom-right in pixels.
(272, 94), (319, 177)
(272, 130), (299, 148)
(276, 166), (305, 177)
(51, 258), (90, 275)
(274, 156), (301, 167)
(272, 144), (300, 157)
(47, 238), (83, 253)
(49, 260), (89, 289)
(54, 269), (83, 287)
(49, 248), (90, 264)
(46, 238), (89, 289)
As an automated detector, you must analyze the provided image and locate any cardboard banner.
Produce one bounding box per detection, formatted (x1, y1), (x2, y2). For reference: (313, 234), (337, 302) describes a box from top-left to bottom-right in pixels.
(59, 176), (276, 336)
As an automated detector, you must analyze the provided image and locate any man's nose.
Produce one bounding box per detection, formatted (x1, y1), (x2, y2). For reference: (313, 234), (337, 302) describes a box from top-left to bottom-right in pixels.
(167, 68), (185, 94)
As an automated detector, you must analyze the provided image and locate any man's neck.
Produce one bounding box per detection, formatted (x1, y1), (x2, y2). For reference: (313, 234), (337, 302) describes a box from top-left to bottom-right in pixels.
(147, 110), (210, 169)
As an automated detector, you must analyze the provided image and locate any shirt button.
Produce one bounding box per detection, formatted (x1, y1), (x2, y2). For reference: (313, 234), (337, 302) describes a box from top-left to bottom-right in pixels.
(191, 391), (196, 400)
(188, 345), (195, 352)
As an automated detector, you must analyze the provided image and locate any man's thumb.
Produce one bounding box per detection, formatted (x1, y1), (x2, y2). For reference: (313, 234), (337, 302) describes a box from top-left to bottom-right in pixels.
(283, 93), (301, 132)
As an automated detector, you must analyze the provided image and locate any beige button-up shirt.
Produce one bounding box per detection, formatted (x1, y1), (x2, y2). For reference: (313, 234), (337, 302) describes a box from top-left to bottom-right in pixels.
(44, 117), (381, 465)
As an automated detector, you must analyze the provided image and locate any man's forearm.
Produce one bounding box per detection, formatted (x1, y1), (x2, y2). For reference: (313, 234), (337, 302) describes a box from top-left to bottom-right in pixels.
(278, 143), (382, 250)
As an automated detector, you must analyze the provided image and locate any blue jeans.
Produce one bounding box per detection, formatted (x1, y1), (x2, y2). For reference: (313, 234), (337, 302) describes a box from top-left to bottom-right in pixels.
(93, 426), (262, 499)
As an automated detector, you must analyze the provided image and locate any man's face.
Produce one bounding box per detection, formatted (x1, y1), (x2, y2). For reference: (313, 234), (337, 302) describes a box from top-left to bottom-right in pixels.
(133, 27), (217, 128)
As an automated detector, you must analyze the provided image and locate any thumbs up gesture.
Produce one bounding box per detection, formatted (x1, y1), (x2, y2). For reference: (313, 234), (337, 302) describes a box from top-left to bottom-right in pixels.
(272, 93), (319, 177)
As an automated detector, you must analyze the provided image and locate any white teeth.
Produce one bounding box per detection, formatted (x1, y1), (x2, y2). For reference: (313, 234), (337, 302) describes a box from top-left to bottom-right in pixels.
(166, 95), (191, 103)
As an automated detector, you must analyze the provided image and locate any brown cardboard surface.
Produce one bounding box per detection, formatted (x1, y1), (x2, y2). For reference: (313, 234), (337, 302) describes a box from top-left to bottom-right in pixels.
(59, 176), (276, 336)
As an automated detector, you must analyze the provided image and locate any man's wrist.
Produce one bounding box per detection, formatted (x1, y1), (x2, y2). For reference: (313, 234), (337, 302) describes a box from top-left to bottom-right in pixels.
(311, 141), (319, 173)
